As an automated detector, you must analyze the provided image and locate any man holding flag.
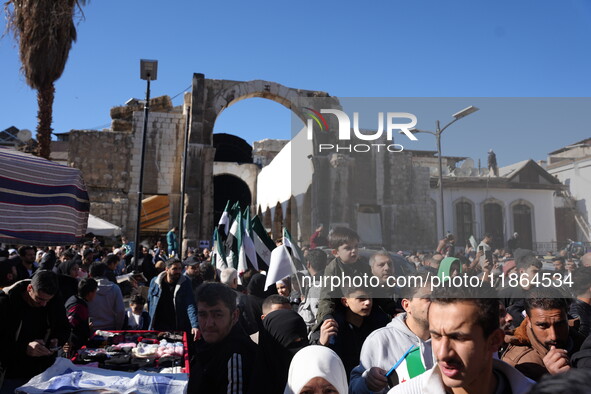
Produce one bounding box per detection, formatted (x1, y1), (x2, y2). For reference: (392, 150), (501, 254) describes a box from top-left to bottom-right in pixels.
(388, 285), (533, 394)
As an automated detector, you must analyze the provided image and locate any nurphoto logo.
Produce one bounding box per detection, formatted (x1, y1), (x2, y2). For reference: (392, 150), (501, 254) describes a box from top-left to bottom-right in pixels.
(304, 108), (419, 153)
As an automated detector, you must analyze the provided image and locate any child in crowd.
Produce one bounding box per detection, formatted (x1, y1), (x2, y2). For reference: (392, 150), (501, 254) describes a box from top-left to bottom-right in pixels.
(312, 287), (388, 379)
(123, 294), (151, 330)
(65, 277), (98, 352)
(316, 227), (373, 324)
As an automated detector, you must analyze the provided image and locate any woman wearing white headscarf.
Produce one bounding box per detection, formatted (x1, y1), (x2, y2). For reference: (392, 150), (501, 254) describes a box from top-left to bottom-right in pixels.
(284, 345), (348, 394)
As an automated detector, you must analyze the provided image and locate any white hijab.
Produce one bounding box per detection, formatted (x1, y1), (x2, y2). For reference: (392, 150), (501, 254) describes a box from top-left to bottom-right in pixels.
(284, 345), (348, 394)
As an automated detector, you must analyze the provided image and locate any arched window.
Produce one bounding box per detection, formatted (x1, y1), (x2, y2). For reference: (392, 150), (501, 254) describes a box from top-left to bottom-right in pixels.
(483, 202), (504, 249)
(455, 201), (473, 247)
(513, 203), (533, 250)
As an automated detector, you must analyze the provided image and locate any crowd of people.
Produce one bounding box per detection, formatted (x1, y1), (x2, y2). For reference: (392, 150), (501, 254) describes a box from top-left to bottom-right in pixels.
(1, 226), (591, 393)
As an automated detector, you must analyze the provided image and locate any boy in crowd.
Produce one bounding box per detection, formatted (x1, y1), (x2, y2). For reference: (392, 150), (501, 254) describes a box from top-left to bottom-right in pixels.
(123, 294), (151, 330)
(316, 227), (373, 324)
(312, 286), (389, 380)
(65, 277), (98, 352)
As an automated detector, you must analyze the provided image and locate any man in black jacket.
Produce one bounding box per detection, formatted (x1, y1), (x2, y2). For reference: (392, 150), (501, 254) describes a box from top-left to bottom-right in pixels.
(569, 267), (591, 338)
(14, 245), (37, 280)
(0, 270), (69, 390)
(189, 282), (257, 394)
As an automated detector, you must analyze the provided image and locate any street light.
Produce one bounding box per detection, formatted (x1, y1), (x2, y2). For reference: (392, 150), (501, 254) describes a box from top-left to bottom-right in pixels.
(133, 59), (158, 272)
(403, 105), (479, 240)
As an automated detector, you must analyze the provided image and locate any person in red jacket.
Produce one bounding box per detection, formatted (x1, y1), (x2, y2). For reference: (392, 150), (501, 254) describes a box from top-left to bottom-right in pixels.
(65, 277), (98, 352)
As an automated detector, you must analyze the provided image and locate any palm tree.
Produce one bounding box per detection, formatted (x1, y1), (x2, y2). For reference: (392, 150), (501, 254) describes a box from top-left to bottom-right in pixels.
(4, 0), (86, 159)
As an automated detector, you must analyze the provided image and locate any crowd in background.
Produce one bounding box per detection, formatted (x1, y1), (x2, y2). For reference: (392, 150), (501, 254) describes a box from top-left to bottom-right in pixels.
(2, 226), (591, 394)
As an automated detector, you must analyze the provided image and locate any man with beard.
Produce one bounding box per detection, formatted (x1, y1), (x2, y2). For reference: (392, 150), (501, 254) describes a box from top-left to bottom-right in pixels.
(390, 285), (533, 394)
(349, 274), (433, 393)
(502, 288), (584, 381)
(183, 256), (203, 295)
(147, 258), (198, 340)
(14, 245), (37, 280)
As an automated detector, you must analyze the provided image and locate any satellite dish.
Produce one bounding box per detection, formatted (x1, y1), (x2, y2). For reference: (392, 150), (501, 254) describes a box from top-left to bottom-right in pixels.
(460, 158), (474, 169)
(16, 129), (32, 142)
(455, 168), (470, 176)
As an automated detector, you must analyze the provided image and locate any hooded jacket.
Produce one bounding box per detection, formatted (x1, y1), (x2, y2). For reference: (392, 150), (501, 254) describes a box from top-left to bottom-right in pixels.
(501, 316), (583, 381)
(349, 313), (433, 394)
(147, 271), (198, 332)
(252, 309), (309, 393)
(387, 359), (534, 394)
(0, 279), (69, 379)
(87, 277), (125, 330)
(436, 257), (462, 280)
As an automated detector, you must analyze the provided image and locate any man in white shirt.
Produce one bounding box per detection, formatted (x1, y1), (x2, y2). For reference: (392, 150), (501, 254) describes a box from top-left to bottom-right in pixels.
(388, 285), (534, 394)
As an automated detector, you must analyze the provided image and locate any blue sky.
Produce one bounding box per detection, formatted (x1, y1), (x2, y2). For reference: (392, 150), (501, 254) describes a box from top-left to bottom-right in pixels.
(1, 0), (590, 166)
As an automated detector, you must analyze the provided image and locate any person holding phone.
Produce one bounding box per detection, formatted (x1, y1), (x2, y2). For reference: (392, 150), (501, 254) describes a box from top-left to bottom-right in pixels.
(0, 270), (69, 390)
(478, 233), (494, 268)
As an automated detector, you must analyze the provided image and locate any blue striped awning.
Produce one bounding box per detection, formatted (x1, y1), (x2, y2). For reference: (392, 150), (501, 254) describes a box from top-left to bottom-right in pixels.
(0, 147), (90, 245)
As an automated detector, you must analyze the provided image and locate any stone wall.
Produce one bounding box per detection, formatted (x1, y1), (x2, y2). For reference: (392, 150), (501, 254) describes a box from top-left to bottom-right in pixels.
(68, 97), (187, 237)
(253, 139), (289, 167)
(68, 129), (133, 234)
(126, 111), (186, 233)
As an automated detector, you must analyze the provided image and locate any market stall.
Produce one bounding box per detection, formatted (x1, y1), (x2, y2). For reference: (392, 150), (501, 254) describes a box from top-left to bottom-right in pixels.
(16, 330), (189, 394)
(0, 147), (89, 245)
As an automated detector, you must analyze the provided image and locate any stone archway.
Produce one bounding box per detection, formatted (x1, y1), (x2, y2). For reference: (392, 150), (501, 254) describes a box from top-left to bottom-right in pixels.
(181, 73), (341, 251)
(213, 174), (251, 226)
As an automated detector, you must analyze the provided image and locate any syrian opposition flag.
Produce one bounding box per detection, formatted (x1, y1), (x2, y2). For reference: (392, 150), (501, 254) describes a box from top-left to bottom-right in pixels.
(264, 244), (298, 290)
(225, 206), (242, 270)
(218, 200), (232, 238)
(282, 227), (307, 273)
(251, 215), (274, 272)
(239, 207), (258, 273)
(212, 227), (227, 270)
(387, 345), (427, 386)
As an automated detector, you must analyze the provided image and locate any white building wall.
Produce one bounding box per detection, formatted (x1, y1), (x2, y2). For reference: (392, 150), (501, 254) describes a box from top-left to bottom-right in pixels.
(548, 158), (591, 226)
(256, 127), (313, 215)
(430, 186), (557, 244)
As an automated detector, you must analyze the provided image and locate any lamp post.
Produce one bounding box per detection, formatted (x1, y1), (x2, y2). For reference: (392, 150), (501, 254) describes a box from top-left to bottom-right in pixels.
(133, 59), (158, 272)
(405, 106), (479, 240)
